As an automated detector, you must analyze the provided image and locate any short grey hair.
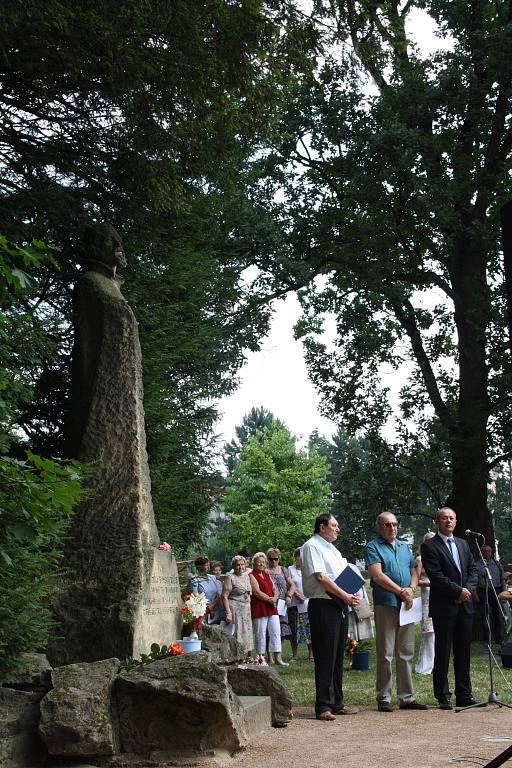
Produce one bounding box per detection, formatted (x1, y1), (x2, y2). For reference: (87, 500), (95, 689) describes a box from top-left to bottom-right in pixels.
(377, 511), (397, 526)
(252, 551), (267, 567)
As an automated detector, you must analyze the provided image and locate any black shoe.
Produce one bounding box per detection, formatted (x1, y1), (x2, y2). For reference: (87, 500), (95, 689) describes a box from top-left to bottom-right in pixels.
(438, 698), (453, 710)
(456, 697), (478, 707)
(399, 700), (428, 710)
(377, 701), (394, 712)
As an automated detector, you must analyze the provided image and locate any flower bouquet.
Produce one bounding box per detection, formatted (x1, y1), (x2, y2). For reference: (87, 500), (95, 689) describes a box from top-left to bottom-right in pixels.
(181, 592), (207, 639)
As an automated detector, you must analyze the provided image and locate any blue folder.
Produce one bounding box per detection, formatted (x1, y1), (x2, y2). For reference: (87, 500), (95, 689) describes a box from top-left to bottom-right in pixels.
(330, 564), (365, 610)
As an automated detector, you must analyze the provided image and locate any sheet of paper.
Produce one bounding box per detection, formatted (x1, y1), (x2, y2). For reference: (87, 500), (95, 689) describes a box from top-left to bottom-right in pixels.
(399, 596), (422, 626)
(220, 621), (235, 636)
(277, 598), (287, 616)
(297, 599), (309, 614)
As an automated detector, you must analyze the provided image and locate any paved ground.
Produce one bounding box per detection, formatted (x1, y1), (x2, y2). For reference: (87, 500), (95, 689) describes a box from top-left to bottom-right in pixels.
(229, 704), (512, 768)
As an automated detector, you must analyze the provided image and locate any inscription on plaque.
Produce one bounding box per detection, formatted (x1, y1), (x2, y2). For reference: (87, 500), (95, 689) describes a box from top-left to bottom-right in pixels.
(133, 549), (183, 656)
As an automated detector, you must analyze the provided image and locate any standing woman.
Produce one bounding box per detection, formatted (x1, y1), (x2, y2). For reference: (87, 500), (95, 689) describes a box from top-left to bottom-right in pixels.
(222, 555), (253, 655)
(266, 547), (295, 654)
(187, 556), (221, 618)
(415, 532), (436, 675)
(250, 552), (287, 666)
(288, 547), (314, 661)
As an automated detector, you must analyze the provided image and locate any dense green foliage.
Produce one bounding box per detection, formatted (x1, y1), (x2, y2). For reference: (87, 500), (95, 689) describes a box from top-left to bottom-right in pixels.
(492, 464), (512, 564)
(221, 420), (331, 561)
(224, 406), (285, 475)
(124, 217), (272, 555)
(0, 239), (84, 680)
(309, 427), (445, 560)
(0, 453), (83, 680)
(249, 0), (512, 540)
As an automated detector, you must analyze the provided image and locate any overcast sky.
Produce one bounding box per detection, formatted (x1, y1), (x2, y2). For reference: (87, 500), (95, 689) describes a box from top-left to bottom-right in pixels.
(216, 292), (336, 448)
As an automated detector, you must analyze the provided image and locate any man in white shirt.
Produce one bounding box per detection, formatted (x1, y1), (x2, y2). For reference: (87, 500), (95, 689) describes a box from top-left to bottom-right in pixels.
(302, 513), (361, 721)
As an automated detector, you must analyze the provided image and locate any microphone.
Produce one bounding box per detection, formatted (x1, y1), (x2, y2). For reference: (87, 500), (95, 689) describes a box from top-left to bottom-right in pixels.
(465, 529), (485, 539)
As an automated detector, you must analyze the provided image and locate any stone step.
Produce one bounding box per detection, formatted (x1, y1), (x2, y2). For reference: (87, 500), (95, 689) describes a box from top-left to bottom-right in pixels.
(238, 695), (272, 741)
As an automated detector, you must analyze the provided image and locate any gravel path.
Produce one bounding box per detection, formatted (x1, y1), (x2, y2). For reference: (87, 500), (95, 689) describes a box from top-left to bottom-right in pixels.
(229, 705), (512, 768)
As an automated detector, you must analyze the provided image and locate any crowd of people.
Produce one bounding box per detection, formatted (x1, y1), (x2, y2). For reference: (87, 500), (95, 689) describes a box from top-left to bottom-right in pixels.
(187, 508), (512, 721)
(188, 546), (312, 666)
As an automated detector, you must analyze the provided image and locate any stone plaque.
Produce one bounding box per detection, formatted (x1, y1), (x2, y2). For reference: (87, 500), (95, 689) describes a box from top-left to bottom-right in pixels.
(133, 549), (182, 655)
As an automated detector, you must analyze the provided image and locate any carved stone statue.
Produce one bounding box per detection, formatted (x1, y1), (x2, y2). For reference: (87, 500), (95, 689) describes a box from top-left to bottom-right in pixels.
(79, 221), (127, 277)
(50, 223), (181, 666)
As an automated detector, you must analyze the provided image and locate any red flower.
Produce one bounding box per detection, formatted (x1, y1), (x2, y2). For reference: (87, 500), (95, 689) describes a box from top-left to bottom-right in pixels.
(169, 643), (185, 656)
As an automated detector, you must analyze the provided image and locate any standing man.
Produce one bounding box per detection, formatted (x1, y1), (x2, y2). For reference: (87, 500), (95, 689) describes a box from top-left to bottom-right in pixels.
(421, 507), (478, 710)
(475, 544), (505, 645)
(301, 513), (361, 721)
(365, 511), (426, 712)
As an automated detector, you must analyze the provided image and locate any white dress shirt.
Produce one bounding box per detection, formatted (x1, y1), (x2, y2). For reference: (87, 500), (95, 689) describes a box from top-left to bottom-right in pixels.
(301, 533), (348, 600)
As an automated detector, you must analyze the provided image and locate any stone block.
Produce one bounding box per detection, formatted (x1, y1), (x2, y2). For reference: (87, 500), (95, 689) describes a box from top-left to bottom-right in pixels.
(2, 653), (52, 694)
(0, 688), (46, 768)
(226, 665), (292, 727)
(116, 654), (249, 756)
(39, 658), (120, 757)
(238, 695), (272, 739)
(199, 624), (245, 665)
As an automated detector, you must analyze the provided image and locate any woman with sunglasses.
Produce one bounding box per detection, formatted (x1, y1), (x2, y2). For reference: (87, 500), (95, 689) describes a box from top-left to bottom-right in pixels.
(266, 548), (295, 661)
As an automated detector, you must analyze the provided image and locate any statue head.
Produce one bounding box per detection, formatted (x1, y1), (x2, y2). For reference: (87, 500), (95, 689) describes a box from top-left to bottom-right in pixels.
(80, 222), (126, 277)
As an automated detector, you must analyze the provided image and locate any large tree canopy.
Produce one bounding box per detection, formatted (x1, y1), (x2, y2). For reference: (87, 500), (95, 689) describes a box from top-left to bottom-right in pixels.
(249, 0), (512, 540)
(0, 0), (308, 549)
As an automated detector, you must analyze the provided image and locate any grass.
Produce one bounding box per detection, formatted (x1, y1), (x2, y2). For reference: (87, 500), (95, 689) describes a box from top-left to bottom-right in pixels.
(275, 628), (512, 708)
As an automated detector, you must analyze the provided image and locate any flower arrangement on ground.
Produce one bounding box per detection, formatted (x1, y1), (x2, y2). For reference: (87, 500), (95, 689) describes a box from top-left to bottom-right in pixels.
(345, 636), (372, 665)
(181, 592), (207, 638)
(345, 637), (358, 662)
(120, 642), (184, 670)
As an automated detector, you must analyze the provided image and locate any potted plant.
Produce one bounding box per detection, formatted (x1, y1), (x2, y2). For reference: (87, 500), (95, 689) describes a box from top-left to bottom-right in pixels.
(346, 637), (372, 671)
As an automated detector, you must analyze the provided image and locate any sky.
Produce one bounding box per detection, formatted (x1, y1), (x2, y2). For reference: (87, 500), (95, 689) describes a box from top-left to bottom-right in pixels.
(214, 7), (447, 452)
(215, 292), (337, 448)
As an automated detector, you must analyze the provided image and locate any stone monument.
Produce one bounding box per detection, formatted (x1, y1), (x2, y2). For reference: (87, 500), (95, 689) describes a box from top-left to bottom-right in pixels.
(49, 223), (181, 666)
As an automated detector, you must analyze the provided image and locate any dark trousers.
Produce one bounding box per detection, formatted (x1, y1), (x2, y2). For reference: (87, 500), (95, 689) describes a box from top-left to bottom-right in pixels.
(288, 605), (298, 657)
(478, 588), (505, 644)
(432, 609), (473, 701)
(308, 598), (347, 716)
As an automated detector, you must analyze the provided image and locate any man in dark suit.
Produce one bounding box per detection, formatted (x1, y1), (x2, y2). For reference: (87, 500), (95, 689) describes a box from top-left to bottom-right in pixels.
(421, 507), (479, 710)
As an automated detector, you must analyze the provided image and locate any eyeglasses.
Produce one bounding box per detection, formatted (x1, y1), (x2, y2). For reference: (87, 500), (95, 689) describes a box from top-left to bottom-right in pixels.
(268, 556), (279, 561)
(381, 522), (398, 528)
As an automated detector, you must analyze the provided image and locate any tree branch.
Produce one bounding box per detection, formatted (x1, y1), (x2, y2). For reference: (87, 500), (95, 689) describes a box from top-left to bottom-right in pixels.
(377, 440), (444, 506)
(487, 452), (512, 471)
(387, 294), (453, 430)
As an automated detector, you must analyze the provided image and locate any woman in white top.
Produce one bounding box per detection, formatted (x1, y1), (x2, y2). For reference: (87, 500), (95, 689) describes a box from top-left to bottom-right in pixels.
(415, 532), (436, 675)
(288, 547), (313, 661)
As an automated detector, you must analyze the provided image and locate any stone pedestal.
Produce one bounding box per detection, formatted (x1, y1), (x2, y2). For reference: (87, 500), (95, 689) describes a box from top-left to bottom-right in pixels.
(49, 263), (181, 665)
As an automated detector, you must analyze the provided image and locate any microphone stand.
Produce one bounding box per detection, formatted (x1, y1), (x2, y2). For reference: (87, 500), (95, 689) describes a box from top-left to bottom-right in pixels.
(457, 532), (511, 715)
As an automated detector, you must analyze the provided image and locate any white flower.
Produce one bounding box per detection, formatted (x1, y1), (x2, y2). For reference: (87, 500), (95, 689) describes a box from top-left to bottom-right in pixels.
(184, 592), (207, 619)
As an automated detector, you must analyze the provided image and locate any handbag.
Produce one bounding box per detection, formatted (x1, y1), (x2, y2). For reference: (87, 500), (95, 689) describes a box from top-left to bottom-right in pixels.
(353, 595), (372, 621)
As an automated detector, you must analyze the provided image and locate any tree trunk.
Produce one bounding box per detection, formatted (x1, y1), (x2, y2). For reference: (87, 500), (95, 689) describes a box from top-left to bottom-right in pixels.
(445, 236), (493, 544)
